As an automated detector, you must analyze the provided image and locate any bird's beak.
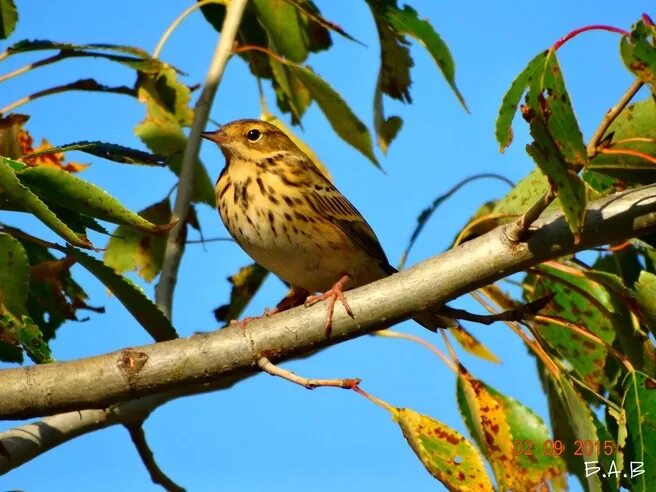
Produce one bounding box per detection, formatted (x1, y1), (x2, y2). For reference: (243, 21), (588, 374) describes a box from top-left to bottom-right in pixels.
(201, 129), (228, 145)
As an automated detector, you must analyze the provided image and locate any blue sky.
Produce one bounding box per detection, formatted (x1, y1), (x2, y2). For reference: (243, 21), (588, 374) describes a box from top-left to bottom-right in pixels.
(0, 1), (650, 490)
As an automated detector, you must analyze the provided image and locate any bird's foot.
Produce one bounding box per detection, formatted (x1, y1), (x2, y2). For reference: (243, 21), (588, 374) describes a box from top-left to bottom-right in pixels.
(304, 274), (354, 336)
(230, 288), (309, 330)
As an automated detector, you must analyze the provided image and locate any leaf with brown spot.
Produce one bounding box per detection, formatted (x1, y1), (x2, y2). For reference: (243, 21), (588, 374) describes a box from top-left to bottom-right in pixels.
(589, 97), (656, 186)
(495, 51), (547, 152)
(621, 20), (656, 90)
(393, 407), (494, 491)
(104, 199), (171, 283)
(450, 325), (500, 364)
(524, 267), (616, 391)
(456, 369), (521, 490)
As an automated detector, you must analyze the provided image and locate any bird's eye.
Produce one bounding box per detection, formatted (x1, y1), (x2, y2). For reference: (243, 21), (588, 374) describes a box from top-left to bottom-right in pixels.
(246, 129), (261, 142)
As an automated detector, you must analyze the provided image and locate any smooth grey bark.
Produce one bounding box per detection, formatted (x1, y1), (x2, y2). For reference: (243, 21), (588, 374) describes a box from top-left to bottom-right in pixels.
(1, 183), (656, 473)
(1, 184), (655, 420)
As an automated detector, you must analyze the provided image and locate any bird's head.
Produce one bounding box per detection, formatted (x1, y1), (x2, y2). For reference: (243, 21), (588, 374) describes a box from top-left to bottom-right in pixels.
(201, 119), (298, 163)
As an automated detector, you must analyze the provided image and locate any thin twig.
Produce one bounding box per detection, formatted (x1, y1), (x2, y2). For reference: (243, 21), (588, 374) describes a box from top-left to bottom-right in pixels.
(153, 0), (227, 59)
(439, 295), (553, 326)
(155, 0), (249, 319)
(125, 422), (186, 492)
(257, 356), (359, 389)
(374, 329), (457, 372)
(185, 237), (233, 245)
(587, 79), (644, 158)
(504, 188), (556, 244)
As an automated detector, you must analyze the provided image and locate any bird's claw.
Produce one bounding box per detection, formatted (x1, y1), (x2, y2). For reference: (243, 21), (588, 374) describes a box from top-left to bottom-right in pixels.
(305, 274), (354, 336)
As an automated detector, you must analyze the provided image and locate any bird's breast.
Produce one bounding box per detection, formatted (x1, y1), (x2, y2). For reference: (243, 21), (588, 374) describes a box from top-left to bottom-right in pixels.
(215, 170), (378, 292)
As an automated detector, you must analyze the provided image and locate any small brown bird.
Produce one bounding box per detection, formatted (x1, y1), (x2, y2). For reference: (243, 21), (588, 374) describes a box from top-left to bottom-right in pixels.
(202, 119), (447, 333)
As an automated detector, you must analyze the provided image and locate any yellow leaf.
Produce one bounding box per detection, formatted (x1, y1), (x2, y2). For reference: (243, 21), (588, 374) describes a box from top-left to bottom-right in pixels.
(393, 407), (494, 492)
(451, 325), (501, 363)
(459, 370), (522, 491)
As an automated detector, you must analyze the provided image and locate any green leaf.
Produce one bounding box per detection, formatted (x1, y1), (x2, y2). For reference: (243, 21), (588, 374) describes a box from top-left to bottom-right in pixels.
(524, 268), (616, 390)
(104, 199), (171, 283)
(22, 141), (164, 166)
(581, 263), (654, 373)
(214, 263), (269, 325)
(135, 67), (214, 206)
(252, 0), (308, 63)
(286, 63), (379, 165)
(0, 0), (17, 39)
(525, 121), (587, 237)
(269, 58), (311, 123)
(491, 387), (567, 490)
(16, 166), (174, 233)
(367, 0), (413, 102)
(0, 157), (92, 248)
(589, 97), (656, 185)
(622, 371), (656, 491)
(4, 39), (151, 57)
(634, 270), (656, 336)
(493, 168), (551, 216)
(13, 313), (52, 363)
(0, 233), (29, 315)
(68, 247), (177, 342)
(621, 20), (656, 90)
(558, 377), (603, 492)
(378, 2), (467, 111)
(495, 51), (547, 152)
(527, 53), (587, 167)
(591, 412), (621, 492)
(393, 407), (494, 491)
(456, 369), (563, 490)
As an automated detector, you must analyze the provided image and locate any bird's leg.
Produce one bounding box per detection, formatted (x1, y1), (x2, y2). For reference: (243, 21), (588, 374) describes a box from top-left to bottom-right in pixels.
(230, 287), (309, 330)
(304, 274), (354, 336)
(265, 287), (310, 317)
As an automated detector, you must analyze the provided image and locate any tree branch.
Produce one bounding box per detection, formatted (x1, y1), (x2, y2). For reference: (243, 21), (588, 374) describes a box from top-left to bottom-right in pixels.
(155, 0), (249, 319)
(0, 184), (654, 422)
(125, 422), (185, 492)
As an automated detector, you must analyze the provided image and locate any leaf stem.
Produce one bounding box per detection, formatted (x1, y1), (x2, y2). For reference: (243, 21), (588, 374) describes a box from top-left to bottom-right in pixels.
(155, 0), (249, 319)
(587, 79), (644, 158)
(552, 24), (628, 51)
(374, 329), (457, 372)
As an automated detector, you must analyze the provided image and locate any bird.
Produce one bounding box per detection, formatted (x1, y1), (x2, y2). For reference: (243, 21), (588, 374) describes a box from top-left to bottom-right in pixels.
(201, 119), (451, 334)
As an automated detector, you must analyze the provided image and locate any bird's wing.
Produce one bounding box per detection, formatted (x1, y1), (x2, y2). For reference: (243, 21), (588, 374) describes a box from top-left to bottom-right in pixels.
(298, 158), (390, 268)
